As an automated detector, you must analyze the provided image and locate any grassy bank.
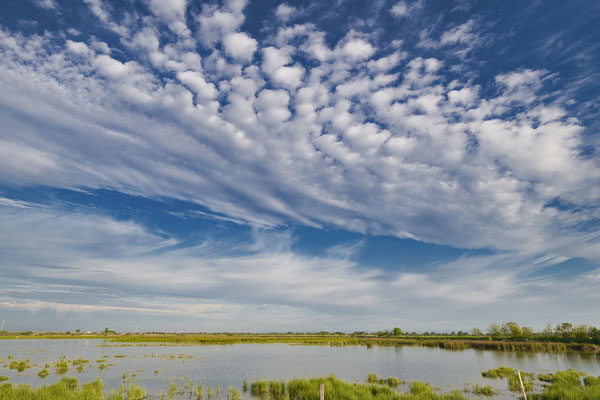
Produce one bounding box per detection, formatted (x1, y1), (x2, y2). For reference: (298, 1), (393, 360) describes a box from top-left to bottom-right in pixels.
(2, 332), (599, 353)
(0, 377), (145, 400)
(112, 333), (600, 353)
(2, 370), (600, 399)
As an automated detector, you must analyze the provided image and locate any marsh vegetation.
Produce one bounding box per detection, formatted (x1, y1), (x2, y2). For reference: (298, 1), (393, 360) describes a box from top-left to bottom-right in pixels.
(2, 337), (600, 399)
(2, 369), (599, 399)
(3, 321), (600, 354)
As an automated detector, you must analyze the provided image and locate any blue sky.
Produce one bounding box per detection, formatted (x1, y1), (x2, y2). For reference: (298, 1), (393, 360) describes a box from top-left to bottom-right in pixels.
(0, 0), (599, 333)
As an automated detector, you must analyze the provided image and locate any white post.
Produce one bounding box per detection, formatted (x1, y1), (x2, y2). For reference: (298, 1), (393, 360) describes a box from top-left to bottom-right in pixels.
(517, 370), (527, 400)
(319, 383), (324, 400)
(1, 320), (4, 331)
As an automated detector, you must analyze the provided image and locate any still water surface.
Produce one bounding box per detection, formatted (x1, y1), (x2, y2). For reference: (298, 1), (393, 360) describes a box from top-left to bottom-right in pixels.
(2, 339), (600, 398)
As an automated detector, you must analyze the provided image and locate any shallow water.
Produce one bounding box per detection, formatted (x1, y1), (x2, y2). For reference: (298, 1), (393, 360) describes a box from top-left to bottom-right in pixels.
(1, 339), (600, 398)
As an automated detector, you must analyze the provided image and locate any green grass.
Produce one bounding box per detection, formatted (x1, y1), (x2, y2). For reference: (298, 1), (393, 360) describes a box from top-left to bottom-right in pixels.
(250, 379), (268, 396)
(0, 376), (9, 382)
(38, 369), (49, 379)
(9, 359), (31, 372)
(481, 366), (534, 392)
(54, 360), (69, 374)
(268, 380), (286, 399)
(529, 370), (600, 400)
(386, 377), (403, 387)
(3, 331), (599, 354)
(0, 377), (105, 399)
(471, 384), (498, 396)
(251, 375), (468, 400)
(228, 386), (242, 400)
(2, 366), (600, 400)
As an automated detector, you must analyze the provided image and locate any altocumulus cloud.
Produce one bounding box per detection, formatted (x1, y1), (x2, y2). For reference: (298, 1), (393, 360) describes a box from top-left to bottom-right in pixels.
(0, 0), (599, 331)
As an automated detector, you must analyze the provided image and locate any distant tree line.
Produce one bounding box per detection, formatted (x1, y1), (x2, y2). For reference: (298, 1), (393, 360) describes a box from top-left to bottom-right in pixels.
(349, 322), (600, 344)
(478, 322), (600, 343)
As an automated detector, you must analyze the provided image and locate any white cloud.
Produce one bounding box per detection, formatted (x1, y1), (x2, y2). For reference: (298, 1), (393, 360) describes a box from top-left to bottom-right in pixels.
(275, 4), (298, 22)
(447, 86), (478, 106)
(196, 1), (246, 46)
(148, 0), (187, 21)
(81, 0), (129, 36)
(177, 70), (218, 100)
(261, 46), (292, 75)
(0, 13), (598, 266)
(391, 0), (423, 18)
(65, 40), (90, 55)
(418, 19), (481, 57)
(255, 89), (291, 125)
(36, 0), (57, 10)
(223, 32), (258, 62)
(2, 204), (598, 330)
(340, 39), (375, 61)
(271, 65), (305, 90)
(367, 52), (404, 73)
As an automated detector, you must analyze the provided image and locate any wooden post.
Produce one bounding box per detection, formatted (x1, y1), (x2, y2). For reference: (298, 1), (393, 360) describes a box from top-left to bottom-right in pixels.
(517, 370), (527, 400)
(319, 383), (324, 400)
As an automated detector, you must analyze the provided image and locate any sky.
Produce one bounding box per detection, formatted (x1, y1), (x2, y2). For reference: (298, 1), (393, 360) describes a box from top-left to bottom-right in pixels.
(0, 0), (599, 333)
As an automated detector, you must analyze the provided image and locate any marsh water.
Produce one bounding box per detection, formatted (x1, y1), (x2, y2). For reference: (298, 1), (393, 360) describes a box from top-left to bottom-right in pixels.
(2, 339), (600, 398)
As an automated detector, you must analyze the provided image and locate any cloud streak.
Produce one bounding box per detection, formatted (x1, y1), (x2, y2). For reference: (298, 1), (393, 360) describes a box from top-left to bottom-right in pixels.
(0, 0), (599, 330)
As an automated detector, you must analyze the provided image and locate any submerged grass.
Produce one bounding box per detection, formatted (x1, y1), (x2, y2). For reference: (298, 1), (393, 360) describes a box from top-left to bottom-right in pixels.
(530, 369), (600, 400)
(1, 370), (599, 399)
(481, 366), (534, 392)
(9, 359), (31, 372)
(245, 376), (468, 400)
(0, 377), (105, 400)
(471, 384), (498, 396)
(4, 331), (600, 354)
(54, 360), (69, 374)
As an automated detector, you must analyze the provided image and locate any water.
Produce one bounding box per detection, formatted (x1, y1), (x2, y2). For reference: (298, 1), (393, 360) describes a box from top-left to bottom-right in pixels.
(1, 339), (600, 398)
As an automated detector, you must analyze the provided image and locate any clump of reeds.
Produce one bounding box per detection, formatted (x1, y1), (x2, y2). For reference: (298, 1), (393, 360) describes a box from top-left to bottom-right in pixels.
(410, 380), (434, 395)
(250, 380), (268, 396)
(481, 366), (534, 392)
(55, 360), (69, 374)
(386, 376), (403, 386)
(0, 377), (104, 400)
(228, 386), (242, 400)
(472, 384), (498, 396)
(8, 359), (30, 372)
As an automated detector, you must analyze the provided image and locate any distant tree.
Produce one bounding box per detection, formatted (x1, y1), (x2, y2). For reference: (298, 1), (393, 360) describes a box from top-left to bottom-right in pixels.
(487, 323), (502, 336)
(542, 323), (553, 337)
(590, 327), (600, 343)
(501, 322), (522, 338)
(75, 329), (80, 333)
(573, 325), (590, 340)
(392, 327), (402, 336)
(472, 328), (483, 336)
(377, 330), (390, 337)
(556, 322), (573, 338)
(521, 326), (533, 338)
